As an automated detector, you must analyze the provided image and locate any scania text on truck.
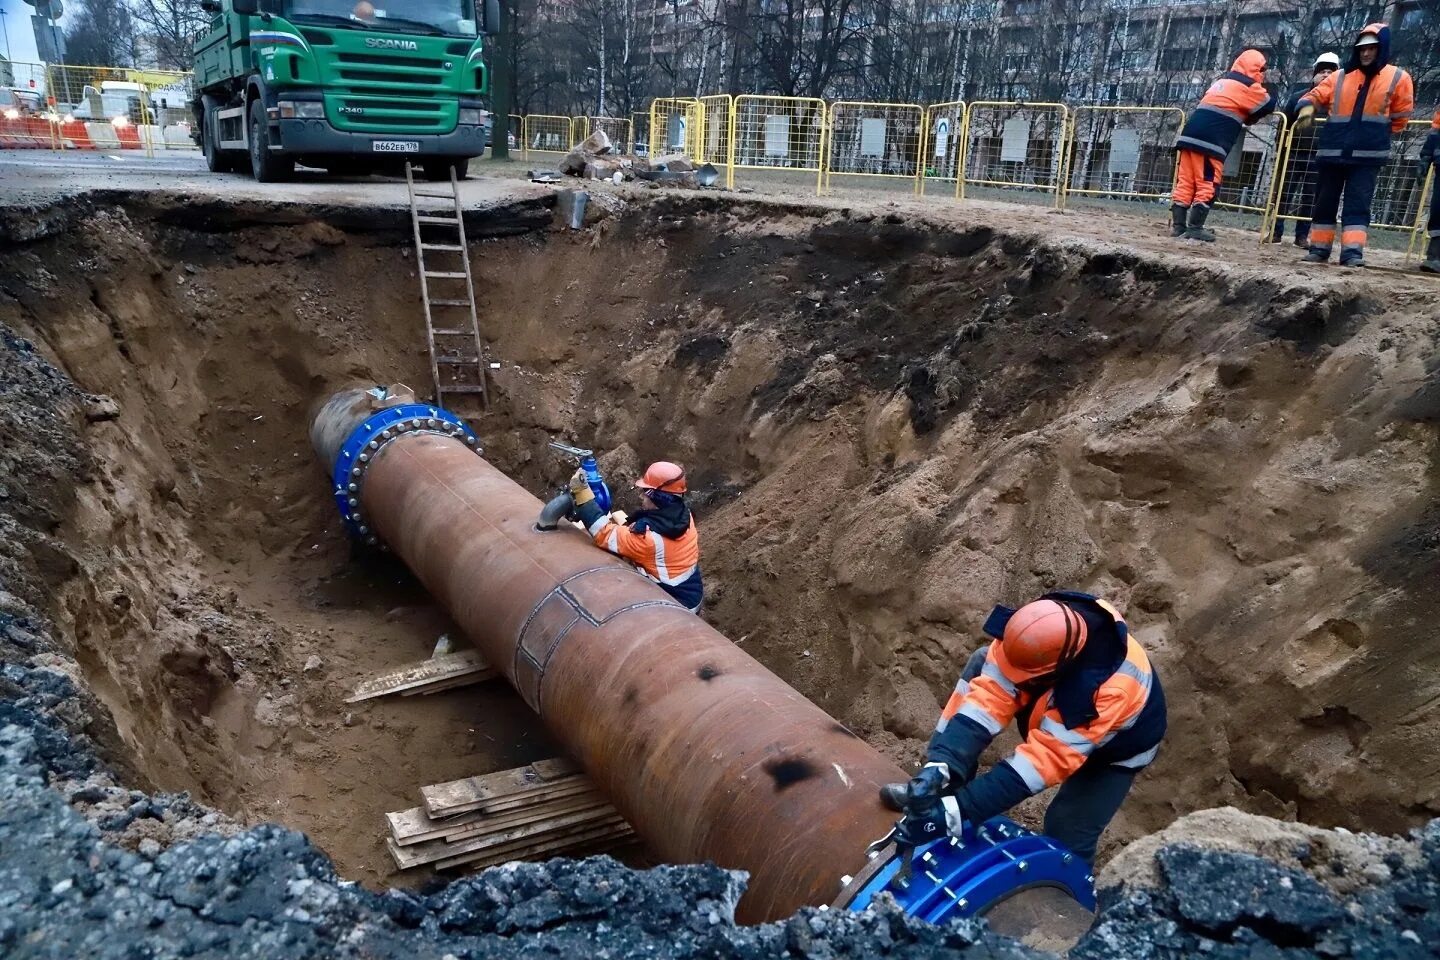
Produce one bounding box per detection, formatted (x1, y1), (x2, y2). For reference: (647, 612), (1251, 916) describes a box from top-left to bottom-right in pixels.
(191, 0), (500, 182)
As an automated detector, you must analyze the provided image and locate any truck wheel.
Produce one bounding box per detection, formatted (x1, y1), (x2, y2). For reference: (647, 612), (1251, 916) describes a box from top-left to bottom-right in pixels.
(248, 99), (294, 183)
(203, 103), (236, 174)
(422, 159), (468, 182)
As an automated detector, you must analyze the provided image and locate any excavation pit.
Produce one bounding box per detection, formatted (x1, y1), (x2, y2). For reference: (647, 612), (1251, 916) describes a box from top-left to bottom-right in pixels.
(1, 189), (1436, 899)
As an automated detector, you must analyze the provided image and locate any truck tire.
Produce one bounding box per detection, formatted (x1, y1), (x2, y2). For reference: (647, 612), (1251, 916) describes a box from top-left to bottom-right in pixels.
(248, 99), (294, 183)
(203, 102), (237, 174)
(422, 159), (468, 181)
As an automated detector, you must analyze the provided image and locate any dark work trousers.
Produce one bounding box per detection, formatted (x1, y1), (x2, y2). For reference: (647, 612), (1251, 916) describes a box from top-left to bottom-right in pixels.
(1429, 173), (1440, 241)
(958, 645), (1140, 863)
(1309, 163), (1381, 261)
(1272, 147), (1317, 242)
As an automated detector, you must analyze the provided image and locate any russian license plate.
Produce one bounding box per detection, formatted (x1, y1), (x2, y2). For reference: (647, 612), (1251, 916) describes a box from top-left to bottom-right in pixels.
(372, 140), (420, 153)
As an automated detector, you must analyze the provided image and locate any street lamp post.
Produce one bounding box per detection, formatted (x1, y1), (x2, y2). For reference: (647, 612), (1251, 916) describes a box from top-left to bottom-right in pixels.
(0, 8), (12, 62)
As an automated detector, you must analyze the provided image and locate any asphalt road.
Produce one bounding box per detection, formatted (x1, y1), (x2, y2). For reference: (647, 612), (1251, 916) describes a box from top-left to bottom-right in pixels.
(0, 149), (552, 210)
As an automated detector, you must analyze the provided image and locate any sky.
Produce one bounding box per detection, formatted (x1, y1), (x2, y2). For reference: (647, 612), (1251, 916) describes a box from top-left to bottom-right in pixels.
(1, 4), (73, 66)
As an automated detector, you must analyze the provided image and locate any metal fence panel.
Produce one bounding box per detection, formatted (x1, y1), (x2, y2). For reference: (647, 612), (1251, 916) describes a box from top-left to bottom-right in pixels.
(921, 100), (965, 193)
(1266, 117), (1434, 248)
(824, 101), (926, 194)
(960, 102), (1069, 205)
(523, 114), (575, 156)
(1211, 113), (1287, 218)
(697, 94), (733, 176)
(1060, 106), (1184, 210)
(649, 97), (702, 159)
(730, 95), (826, 194)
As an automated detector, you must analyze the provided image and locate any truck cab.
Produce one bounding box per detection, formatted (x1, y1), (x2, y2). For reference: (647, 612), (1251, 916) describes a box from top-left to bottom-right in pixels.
(192, 0), (499, 181)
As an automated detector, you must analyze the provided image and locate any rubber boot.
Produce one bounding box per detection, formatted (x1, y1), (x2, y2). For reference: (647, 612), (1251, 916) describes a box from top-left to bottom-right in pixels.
(1183, 204), (1216, 242)
(1339, 248), (1366, 268)
(1420, 237), (1440, 273)
(879, 782), (908, 812)
(1294, 223), (1310, 249)
(1170, 204), (1189, 237)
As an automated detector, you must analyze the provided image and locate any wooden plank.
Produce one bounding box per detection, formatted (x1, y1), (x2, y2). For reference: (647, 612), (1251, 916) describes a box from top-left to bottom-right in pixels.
(398, 671), (496, 696)
(429, 796), (609, 845)
(436, 817), (633, 871)
(421, 759), (582, 817)
(393, 807), (623, 869)
(445, 818), (635, 870)
(470, 781), (595, 816)
(389, 792), (607, 847)
(345, 650), (494, 703)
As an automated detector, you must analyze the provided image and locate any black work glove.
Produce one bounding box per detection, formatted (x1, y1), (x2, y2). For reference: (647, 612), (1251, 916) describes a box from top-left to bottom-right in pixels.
(1419, 160), (1433, 182)
(894, 763), (964, 847)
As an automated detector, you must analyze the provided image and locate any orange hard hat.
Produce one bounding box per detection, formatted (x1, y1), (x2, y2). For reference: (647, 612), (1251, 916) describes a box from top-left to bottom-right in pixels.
(636, 461), (687, 494)
(1000, 599), (1088, 679)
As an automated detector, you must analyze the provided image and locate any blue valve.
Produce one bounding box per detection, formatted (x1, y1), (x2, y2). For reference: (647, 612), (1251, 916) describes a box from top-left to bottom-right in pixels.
(844, 817), (1095, 924)
(550, 442), (611, 514)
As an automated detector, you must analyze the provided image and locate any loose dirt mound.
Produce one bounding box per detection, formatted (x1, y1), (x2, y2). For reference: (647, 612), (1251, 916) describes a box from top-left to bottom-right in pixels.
(0, 191), (1436, 891)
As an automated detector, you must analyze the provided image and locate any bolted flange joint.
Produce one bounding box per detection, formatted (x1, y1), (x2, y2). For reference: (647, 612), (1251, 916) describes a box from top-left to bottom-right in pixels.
(329, 403), (483, 542)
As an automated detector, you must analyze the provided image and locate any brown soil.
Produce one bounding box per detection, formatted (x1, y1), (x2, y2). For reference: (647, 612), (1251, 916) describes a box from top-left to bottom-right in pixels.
(1, 188), (1436, 886)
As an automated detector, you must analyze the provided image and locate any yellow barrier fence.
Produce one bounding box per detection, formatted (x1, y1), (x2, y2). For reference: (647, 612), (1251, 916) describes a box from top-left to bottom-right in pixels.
(574, 115), (632, 152)
(824, 100), (926, 194)
(921, 100), (965, 193)
(1211, 113), (1287, 219)
(1060, 106), (1184, 210)
(522, 114), (575, 156)
(650, 97), (702, 159)
(729, 95), (826, 193)
(1407, 168), (1436, 262)
(697, 94), (733, 176)
(1265, 117), (1433, 252)
(959, 102), (1069, 206)
(43, 64), (197, 155)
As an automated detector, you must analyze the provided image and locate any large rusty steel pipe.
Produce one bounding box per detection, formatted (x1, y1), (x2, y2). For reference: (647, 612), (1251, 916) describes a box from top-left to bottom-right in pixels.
(312, 389), (905, 921)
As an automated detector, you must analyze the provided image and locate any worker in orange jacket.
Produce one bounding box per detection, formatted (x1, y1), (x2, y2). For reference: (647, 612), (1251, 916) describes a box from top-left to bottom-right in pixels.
(882, 592), (1166, 863)
(1296, 24), (1415, 267)
(570, 461), (703, 612)
(1171, 49), (1276, 242)
(1418, 107), (1440, 273)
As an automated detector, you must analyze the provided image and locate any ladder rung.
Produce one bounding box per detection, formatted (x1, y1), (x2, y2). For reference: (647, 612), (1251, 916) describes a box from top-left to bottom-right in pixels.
(417, 216), (458, 224)
(436, 355), (480, 364)
(429, 298), (471, 306)
(412, 190), (456, 198)
(421, 243), (464, 251)
(432, 328), (472, 335)
(424, 271), (468, 278)
(439, 385), (488, 394)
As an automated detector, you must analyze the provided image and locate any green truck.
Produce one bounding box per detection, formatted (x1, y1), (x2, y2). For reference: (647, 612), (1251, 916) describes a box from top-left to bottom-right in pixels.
(192, 0), (499, 181)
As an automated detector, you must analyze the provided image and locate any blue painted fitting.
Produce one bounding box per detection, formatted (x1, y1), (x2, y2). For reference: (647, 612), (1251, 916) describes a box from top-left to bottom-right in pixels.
(330, 403), (480, 540)
(845, 817), (1094, 924)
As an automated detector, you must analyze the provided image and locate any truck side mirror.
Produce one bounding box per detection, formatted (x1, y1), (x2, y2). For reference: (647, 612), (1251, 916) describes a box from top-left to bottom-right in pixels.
(200, 0), (220, 11)
(484, 0), (501, 35)
(231, 0), (258, 13)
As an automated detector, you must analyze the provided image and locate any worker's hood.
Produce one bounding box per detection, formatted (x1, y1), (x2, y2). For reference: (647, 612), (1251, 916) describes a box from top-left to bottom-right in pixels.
(1349, 23), (1392, 74)
(1231, 49), (1267, 83)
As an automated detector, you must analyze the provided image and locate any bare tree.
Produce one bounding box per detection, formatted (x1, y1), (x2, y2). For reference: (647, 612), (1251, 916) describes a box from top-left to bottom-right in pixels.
(130, 0), (207, 68)
(64, 0), (137, 66)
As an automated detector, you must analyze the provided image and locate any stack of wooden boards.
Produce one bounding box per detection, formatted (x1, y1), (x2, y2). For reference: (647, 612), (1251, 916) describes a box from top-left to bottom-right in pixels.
(345, 650), (497, 703)
(386, 758), (635, 871)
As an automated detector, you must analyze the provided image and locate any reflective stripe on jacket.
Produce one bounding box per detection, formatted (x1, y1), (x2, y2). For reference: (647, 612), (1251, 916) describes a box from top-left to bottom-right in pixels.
(587, 512), (703, 609)
(1175, 51), (1276, 161)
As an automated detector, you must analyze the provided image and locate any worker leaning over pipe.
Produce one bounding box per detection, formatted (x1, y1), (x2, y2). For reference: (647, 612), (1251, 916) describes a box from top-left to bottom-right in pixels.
(1295, 23), (1415, 268)
(569, 461), (704, 613)
(1170, 49), (1276, 242)
(881, 592), (1166, 864)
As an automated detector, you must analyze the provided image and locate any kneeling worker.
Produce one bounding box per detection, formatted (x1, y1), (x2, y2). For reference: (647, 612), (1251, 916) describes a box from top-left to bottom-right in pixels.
(881, 592), (1166, 863)
(570, 461), (703, 612)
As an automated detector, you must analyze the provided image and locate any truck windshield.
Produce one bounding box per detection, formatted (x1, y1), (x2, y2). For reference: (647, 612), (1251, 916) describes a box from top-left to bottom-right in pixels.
(285, 0), (477, 36)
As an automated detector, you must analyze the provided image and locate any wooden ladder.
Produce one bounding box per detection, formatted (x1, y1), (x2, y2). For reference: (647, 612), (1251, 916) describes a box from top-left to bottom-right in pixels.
(405, 161), (488, 407)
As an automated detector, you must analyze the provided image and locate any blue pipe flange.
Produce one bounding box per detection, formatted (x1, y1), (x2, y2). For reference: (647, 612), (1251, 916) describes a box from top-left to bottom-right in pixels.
(842, 817), (1094, 924)
(331, 403), (483, 544)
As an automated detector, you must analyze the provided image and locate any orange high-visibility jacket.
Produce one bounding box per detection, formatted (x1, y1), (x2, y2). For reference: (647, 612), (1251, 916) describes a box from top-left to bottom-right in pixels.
(1301, 24), (1414, 165)
(587, 513), (703, 610)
